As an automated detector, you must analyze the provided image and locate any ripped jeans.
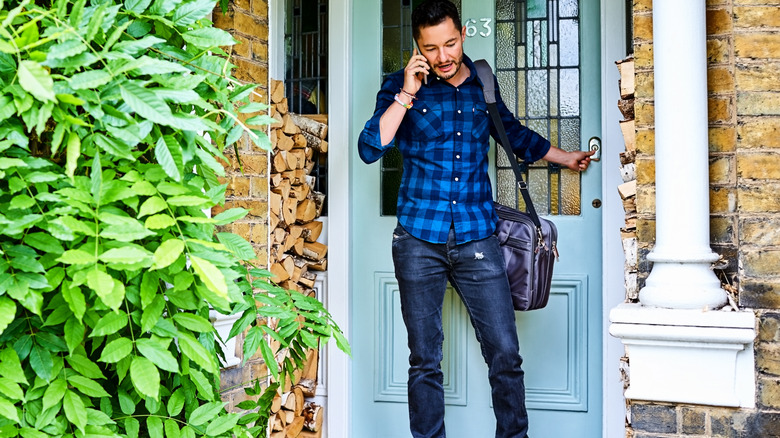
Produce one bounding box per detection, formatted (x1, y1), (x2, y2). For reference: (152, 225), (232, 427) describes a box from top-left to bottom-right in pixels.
(391, 224), (529, 438)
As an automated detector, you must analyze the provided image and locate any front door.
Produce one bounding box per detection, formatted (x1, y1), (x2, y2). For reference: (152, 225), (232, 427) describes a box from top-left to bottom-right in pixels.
(350, 1), (602, 436)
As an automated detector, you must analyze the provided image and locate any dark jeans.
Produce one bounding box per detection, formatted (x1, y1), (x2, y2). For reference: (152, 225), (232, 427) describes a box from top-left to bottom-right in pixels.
(391, 224), (529, 438)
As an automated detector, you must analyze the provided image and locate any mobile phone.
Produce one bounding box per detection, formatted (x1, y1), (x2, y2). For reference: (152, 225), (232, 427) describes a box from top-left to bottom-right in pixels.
(414, 40), (428, 85)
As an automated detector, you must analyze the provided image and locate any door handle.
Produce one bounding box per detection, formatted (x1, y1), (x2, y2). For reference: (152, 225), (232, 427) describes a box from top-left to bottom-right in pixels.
(587, 136), (601, 162)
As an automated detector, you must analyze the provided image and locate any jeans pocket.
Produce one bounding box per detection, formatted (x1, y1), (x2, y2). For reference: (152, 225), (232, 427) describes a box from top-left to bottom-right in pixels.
(392, 223), (412, 245)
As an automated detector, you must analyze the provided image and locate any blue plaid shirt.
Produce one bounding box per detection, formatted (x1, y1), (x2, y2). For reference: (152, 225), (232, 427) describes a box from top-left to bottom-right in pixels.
(358, 56), (551, 244)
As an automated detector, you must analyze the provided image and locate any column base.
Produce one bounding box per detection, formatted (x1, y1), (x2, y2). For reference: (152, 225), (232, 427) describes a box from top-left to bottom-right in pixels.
(610, 303), (755, 408)
(639, 261), (727, 309)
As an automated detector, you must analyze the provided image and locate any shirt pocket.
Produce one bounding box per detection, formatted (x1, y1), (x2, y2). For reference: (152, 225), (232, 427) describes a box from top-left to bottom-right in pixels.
(472, 101), (490, 142)
(407, 101), (443, 140)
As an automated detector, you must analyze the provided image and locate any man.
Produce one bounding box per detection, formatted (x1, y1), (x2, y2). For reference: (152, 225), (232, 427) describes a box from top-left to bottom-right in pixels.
(358, 1), (593, 437)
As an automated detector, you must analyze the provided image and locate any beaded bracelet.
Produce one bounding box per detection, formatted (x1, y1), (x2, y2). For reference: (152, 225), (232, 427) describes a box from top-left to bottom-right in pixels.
(394, 93), (413, 109)
(400, 88), (417, 100)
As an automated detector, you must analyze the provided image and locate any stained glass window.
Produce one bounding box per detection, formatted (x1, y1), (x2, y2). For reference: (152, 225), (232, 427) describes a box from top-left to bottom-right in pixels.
(495, 0), (581, 215)
(380, 0), (462, 216)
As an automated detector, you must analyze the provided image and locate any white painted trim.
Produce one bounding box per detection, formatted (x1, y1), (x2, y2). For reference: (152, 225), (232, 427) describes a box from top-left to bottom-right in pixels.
(268, 0), (285, 82)
(600, 0), (629, 436)
(326, 0), (352, 437)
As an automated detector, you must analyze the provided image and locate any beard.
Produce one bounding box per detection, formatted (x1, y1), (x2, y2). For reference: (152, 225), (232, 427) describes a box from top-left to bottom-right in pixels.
(435, 54), (464, 80)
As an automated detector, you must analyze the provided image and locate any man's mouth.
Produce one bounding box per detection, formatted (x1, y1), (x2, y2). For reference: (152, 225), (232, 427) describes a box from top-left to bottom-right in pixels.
(438, 62), (453, 72)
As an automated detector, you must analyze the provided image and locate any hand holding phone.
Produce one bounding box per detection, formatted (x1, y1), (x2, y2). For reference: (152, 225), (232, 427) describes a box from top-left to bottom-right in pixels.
(413, 43), (428, 85)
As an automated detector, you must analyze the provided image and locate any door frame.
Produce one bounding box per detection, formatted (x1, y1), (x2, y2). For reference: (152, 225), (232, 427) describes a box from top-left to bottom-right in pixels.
(272, 0), (629, 436)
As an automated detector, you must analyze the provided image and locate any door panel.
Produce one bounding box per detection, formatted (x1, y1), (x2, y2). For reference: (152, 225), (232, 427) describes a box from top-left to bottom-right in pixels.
(351, 1), (602, 436)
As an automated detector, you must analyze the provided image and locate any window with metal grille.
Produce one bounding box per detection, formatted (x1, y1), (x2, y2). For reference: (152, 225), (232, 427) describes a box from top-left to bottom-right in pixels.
(285, 0), (328, 215)
(494, 0), (582, 215)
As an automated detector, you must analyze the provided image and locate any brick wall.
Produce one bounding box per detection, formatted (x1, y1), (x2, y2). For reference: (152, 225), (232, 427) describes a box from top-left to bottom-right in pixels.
(629, 0), (780, 436)
(212, 0), (272, 411)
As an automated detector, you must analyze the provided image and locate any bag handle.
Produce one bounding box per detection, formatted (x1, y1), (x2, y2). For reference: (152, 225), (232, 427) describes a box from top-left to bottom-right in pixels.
(473, 59), (543, 230)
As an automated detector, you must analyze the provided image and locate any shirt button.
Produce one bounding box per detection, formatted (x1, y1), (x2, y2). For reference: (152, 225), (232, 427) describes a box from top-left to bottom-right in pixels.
(455, 177), (459, 181)
(457, 132), (461, 136)
(456, 155), (460, 159)
(452, 200), (457, 204)
(423, 109), (427, 113)
(458, 110), (462, 114)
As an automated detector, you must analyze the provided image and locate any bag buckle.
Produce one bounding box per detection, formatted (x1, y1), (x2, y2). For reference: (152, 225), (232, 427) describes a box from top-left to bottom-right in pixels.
(535, 227), (546, 252)
(517, 181), (528, 190)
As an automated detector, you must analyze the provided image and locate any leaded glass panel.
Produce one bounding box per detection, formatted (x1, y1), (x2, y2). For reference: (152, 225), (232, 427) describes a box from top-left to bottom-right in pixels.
(495, 0), (581, 216)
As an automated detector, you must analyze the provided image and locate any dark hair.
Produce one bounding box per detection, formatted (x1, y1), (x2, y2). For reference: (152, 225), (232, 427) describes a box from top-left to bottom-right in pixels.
(411, 0), (462, 40)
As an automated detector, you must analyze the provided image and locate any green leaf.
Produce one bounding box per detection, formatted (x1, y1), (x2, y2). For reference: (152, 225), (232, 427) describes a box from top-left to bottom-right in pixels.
(58, 249), (96, 265)
(24, 233), (64, 254)
(29, 344), (53, 381)
(18, 60), (55, 102)
(119, 81), (173, 123)
(0, 349), (26, 384)
(0, 397), (19, 423)
(150, 239), (183, 272)
(0, 377), (23, 401)
(64, 318), (85, 352)
(237, 102), (268, 113)
(67, 375), (110, 397)
(66, 354), (106, 379)
(205, 413), (240, 436)
(99, 246), (152, 265)
(167, 388), (185, 416)
(130, 356), (160, 400)
(164, 419), (181, 438)
(212, 208), (249, 225)
(94, 133), (134, 161)
(189, 255), (228, 302)
(66, 132), (80, 180)
(181, 28), (237, 48)
(145, 214), (176, 229)
(86, 408), (115, 426)
(98, 337), (132, 363)
(69, 70), (113, 90)
(136, 338), (178, 373)
(113, 35), (165, 56)
(139, 196), (167, 218)
(141, 295), (165, 333)
(64, 390), (87, 432)
(242, 326), (263, 364)
(155, 134), (183, 182)
(188, 401), (225, 427)
(146, 417), (163, 436)
(0, 297), (16, 334)
(166, 195), (210, 207)
(259, 339), (279, 380)
(172, 0), (216, 26)
(216, 232), (256, 260)
(172, 313), (214, 333)
(125, 0), (153, 13)
(42, 377), (67, 411)
(87, 269), (124, 311)
(90, 310), (128, 337)
(245, 115), (276, 126)
(178, 331), (217, 375)
(63, 285), (86, 322)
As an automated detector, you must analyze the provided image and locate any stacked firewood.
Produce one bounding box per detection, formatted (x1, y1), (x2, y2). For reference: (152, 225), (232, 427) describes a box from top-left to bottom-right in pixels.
(266, 79), (328, 437)
(268, 79), (328, 295)
(616, 56), (638, 301)
(268, 348), (324, 438)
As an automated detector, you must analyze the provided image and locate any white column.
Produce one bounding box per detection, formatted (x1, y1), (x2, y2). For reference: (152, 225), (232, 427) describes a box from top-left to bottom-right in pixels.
(638, 0), (727, 309)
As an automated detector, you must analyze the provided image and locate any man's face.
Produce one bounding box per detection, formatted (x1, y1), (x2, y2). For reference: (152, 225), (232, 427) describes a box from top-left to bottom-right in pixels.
(416, 17), (467, 82)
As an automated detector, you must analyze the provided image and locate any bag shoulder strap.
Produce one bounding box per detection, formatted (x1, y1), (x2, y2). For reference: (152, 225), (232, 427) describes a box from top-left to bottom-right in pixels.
(473, 59), (542, 228)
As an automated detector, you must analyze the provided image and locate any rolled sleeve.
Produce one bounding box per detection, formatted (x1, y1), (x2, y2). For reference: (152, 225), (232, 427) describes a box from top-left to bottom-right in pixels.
(490, 76), (551, 163)
(358, 76), (402, 164)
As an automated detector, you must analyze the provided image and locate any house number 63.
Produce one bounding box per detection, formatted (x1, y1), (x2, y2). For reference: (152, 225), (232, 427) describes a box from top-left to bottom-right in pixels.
(465, 18), (493, 38)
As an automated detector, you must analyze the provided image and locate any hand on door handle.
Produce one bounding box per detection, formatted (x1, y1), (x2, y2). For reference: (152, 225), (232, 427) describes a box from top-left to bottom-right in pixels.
(587, 137), (601, 162)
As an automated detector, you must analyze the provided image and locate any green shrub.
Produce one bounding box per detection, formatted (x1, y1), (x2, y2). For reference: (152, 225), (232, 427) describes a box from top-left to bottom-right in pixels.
(0, 0), (348, 435)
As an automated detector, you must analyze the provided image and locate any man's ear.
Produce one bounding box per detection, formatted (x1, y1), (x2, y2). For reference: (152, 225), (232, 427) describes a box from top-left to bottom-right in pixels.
(461, 26), (466, 42)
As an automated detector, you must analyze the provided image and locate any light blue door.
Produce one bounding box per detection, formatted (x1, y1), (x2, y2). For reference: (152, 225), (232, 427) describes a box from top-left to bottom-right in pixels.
(350, 1), (602, 436)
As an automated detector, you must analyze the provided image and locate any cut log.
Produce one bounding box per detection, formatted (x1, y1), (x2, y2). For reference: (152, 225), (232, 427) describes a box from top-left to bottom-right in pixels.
(293, 386), (304, 416)
(290, 113), (328, 139)
(302, 403), (324, 433)
(271, 80), (285, 104)
(287, 149), (307, 170)
(620, 163), (636, 183)
(277, 130), (295, 151)
(283, 169), (306, 185)
(618, 98), (635, 120)
(298, 270), (316, 288)
(293, 133), (308, 149)
(273, 151), (289, 172)
(282, 197), (298, 227)
(302, 241), (328, 261)
(297, 378), (317, 398)
(300, 221), (323, 242)
(302, 348), (318, 381)
(270, 263), (290, 283)
(270, 192), (282, 216)
(277, 97), (289, 115)
(281, 255), (295, 277)
(270, 212), (280, 230)
(270, 173), (283, 187)
(299, 131), (327, 153)
(616, 57), (635, 99)
(272, 178), (292, 200)
(282, 114), (300, 135)
(270, 430), (286, 438)
(290, 183), (311, 200)
(307, 259), (327, 271)
(286, 416), (305, 438)
(310, 192), (326, 217)
(296, 199), (317, 223)
(272, 413), (285, 431)
(620, 119), (636, 152)
(271, 393), (283, 413)
(617, 180), (637, 200)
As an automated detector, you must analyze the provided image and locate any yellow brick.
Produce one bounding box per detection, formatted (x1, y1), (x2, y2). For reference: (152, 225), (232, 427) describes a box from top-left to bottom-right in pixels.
(736, 0), (780, 4)
(241, 153), (268, 175)
(741, 218), (780, 246)
(234, 0), (250, 11)
(739, 183), (780, 212)
(636, 217), (656, 244)
(635, 156), (656, 185)
(742, 280), (780, 309)
(737, 62), (780, 92)
(743, 250), (780, 277)
(758, 310), (780, 342)
(634, 70), (654, 100)
(635, 100), (655, 127)
(735, 6), (780, 28)
(708, 96), (733, 123)
(706, 8), (733, 35)
(708, 66), (735, 94)
(232, 57), (268, 87)
(253, 41), (269, 63)
(250, 222), (268, 245)
(633, 0), (652, 13)
(228, 176), (251, 197)
(709, 126), (737, 152)
(249, 176), (268, 198)
(736, 33), (780, 59)
(710, 216), (735, 244)
(635, 129), (655, 155)
(738, 91), (780, 116)
(711, 186), (736, 213)
(634, 13), (653, 42)
(738, 118), (780, 149)
(708, 37), (732, 65)
(738, 153), (780, 179)
(710, 156), (734, 184)
(636, 184), (656, 215)
(634, 42), (654, 70)
(230, 33), (251, 59)
(252, 0), (268, 19)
